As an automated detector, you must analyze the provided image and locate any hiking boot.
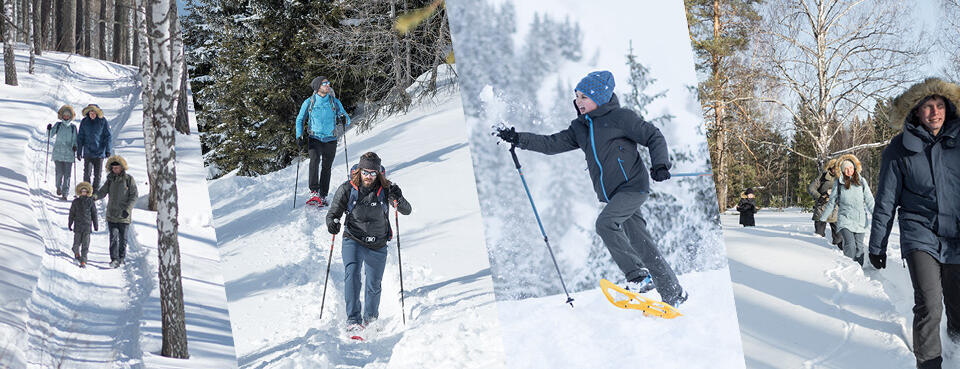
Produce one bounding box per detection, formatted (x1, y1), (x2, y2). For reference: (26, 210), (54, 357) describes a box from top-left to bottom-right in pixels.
(109, 260), (120, 268)
(56, 188), (61, 196)
(665, 289), (689, 308)
(625, 275), (655, 294)
(306, 191), (322, 206)
(318, 197), (329, 207)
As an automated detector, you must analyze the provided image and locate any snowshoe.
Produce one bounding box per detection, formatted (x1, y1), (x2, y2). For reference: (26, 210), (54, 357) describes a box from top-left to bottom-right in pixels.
(305, 192), (326, 207)
(346, 323), (365, 341)
(599, 279), (682, 319)
(79, 261), (86, 268)
(625, 275), (655, 294)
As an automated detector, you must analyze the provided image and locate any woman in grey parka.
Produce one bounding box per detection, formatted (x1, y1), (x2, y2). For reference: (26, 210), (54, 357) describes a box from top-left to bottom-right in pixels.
(820, 154), (874, 266)
(47, 105), (78, 200)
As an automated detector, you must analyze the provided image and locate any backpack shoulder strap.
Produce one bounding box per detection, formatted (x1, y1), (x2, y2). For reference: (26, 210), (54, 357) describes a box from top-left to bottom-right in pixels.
(347, 182), (359, 213)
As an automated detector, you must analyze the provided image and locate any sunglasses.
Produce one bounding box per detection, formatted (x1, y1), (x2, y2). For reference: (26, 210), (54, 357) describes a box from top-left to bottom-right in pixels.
(360, 169), (378, 177)
(322, 81), (330, 86)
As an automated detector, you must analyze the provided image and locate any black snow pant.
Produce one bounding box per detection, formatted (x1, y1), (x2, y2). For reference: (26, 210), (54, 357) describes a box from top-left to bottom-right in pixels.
(83, 157), (103, 190)
(815, 221), (843, 248)
(72, 229), (90, 262)
(595, 191), (681, 302)
(308, 137), (338, 195)
(906, 250), (960, 368)
(108, 222), (129, 262)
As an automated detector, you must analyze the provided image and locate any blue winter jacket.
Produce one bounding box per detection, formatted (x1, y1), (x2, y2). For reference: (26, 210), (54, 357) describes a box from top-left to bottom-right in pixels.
(295, 93), (351, 143)
(869, 119), (960, 263)
(77, 116), (112, 159)
(820, 176), (874, 234)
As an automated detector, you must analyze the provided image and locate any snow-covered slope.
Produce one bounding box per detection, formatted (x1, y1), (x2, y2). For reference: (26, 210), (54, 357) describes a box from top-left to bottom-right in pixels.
(208, 81), (506, 368)
(0, 45), (236, 368)
(724, 209), (958, 368)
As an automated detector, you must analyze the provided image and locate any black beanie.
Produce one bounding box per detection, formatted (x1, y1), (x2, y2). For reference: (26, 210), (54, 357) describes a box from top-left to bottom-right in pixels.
(358, 153), (381, 171)
(745, 187), (754, 195)
(311, 76), (328, 92)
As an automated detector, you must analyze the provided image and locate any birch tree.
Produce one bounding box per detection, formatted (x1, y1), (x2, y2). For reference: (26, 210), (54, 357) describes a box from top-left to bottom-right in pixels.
(942, 0), (960, 81)
(3, 0), (18, 85)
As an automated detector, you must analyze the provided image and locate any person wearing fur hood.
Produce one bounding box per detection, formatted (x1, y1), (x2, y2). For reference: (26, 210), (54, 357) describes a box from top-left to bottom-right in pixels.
(819, 154), (874, 266)
(47, 105), (78, 200)
(77, 104), (112, 190)
(95, 155), (137, 269)
(870, 78), (960, 369)
(808, 158), (843, 249)
(68, 182), (98, 267)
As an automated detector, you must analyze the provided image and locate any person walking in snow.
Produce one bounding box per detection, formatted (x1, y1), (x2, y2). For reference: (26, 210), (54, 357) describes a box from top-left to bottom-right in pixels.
(77, 104), (112, 190)
(95, 155), (137, 269)
(808, 158), (843, 249)
(295, 76), (351, 207)
(819, 154), (874, 266)
(326, 152), (411, 331)
(870, 78), (960, 369)
(736, 188), (757, 227)
(47, 105), (78, 200)
(494, 70), (687, 307)
(68, 182), (98, 268)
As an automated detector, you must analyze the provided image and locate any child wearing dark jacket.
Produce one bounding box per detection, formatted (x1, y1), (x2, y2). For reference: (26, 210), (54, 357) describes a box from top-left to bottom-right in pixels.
(68, 182), (98, 267)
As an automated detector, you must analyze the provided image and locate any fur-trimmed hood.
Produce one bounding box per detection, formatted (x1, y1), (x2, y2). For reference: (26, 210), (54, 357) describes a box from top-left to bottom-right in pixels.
(832, 153), (862, 175)
(58, 105), (76, 120)
(75, 182), (93, 196)
(82, 104), (104, 119)
(104, 154), (128, 172)
(889, 78), (960, 129)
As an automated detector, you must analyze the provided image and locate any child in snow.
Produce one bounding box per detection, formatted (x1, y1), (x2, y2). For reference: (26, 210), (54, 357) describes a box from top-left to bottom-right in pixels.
(68, 182), (98, 267)
(495, 70), (687, 307)
(736, 188), (758, 227)
(326, 152), (411, 332)
(47, 105), (78, 200)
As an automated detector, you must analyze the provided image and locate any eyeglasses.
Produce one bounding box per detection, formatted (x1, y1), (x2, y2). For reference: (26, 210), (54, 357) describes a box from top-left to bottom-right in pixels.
(360, 170), (378, 177)
(322, 81), (330, 86)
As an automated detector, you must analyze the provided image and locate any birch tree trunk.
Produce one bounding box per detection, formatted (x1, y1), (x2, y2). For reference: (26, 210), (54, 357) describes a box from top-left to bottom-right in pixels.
(27, 0), (34, 73)
(4, 0), (19, 85)
(31, 0), (39, 54)
(110, 0), (119, 62)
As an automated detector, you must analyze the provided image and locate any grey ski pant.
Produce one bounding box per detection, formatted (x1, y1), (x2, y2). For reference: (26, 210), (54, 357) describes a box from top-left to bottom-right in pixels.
(838, 228), (864, 265)
(595, 191), (681, 301)
(108, 222), (129, 262)
(72, 229), (90, 262)
(54, 161), (71, 196)
(906, 250), (960, 367)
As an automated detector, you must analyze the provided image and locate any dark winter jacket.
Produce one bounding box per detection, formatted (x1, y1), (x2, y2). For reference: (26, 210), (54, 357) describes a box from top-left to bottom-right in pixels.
(516, 94), (671, 203)
(295, 93), (351, 143)
(326, 180), (412, 249)
(736, 196), (756, 226)
(69, 189), (98, 232)
(77, 112), (112, 159)
(870, 78), (960, 263)
(95, 155), (138, 224)
(807, 166), (839, 223)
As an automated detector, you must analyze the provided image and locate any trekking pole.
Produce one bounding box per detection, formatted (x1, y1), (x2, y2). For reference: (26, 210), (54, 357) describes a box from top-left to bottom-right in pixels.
(508, 145), (575, 307)
(340, 120), (350, 176)
(394, 201), (406, 325)
(671, 172), (713, 177)
(44, 128), (51, 183)
(319, 233), (336, 320)
(293, 145), (303, 209)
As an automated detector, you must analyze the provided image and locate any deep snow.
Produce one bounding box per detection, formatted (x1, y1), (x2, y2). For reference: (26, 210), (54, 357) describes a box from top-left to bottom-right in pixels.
(724, 209), (960, 368)
(0, 45), (236, 368)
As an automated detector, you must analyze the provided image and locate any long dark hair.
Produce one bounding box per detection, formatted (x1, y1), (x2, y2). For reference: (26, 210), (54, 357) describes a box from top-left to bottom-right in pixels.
(841, 161), (861, 189)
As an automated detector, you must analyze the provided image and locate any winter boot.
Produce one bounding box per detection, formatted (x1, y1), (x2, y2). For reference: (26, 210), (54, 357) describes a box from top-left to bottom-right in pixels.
(318, 197), (329, 208)
(306, 191), (323, 206)
(110, 260), (120, 268)
(56, 188), (61, 196)
(79, 261), (86, 268)
(625, 275), (655, 294)
(665, 288), (689, 308)
(854, 254), (864, 266)
(917, 356), (942, 369)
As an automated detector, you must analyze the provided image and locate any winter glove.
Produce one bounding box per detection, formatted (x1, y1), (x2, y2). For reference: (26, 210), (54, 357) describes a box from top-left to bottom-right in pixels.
(121, 210), (129, 219)
(495, 126), (520, 145)
(328, 218), (341, 234)
(46, 123), (52, 131)
(650, 165), (671, 182)
(297, 136), (307, 148)
(869, 253), (886, 269)
(105, 151), (110, 158)
(73, 145), (77, 152)
(388, 184), (402, 202)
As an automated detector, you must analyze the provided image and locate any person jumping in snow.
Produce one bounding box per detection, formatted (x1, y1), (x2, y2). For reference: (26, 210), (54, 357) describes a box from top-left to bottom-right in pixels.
(95, 155), (137, 269)
(47, 105), (78, 200)
(819, 154), (873, 266)
(77, 104), (112, 190)
(870, 78), (960, 369)
(326, 152), (411, 332)
(495, 70), (687, 307)
(68, 182), (98, 268)
(295, 76), (351, 207)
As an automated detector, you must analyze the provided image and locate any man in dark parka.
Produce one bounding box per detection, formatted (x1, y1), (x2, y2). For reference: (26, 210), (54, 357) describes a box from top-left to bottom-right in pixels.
(869, 78), (960, 369)
(95, 155), (138, 269)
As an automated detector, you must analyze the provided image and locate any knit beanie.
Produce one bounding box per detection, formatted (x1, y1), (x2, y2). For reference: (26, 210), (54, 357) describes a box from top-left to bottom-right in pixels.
(575, 71), (616, 105)
(358, 152), (382, 172)
(311, 76), (328, 92)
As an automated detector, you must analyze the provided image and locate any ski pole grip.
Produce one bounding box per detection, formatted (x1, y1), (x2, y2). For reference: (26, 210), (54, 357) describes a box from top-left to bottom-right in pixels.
(509, 145), (522, 169)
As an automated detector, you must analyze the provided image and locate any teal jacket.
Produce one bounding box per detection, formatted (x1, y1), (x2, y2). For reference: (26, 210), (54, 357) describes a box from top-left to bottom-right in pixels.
(295, 93), (351, 142)
(821, 177), (875, 233)
(50, 120), (77, 163)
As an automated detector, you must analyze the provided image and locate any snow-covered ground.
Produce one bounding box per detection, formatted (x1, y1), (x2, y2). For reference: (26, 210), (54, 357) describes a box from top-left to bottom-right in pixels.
(724, 208), (959, 368)
(209, 80), (506, 368)
(0, 45), (236, 368)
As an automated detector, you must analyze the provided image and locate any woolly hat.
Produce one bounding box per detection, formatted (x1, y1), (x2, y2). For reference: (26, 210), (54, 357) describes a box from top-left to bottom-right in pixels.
(358, 152), (382, 172)
(575, 71), (616, 106)
(744, 187), (754, 195)
(58, 105), (76, 120)
(311, 76), (329, 92)
(82, 104), (103, 119)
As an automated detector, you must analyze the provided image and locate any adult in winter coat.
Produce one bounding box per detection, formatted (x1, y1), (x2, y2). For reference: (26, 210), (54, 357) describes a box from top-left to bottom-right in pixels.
(295, 76), (351, 207)
(47, 105), (78, 200)
(325, 152), (411, 329)
(869, 78), (960, 369)
(68, 181), (98, 267)
(808, 158), (843, 249)
(736, 188), (757, 227)
(820, 154), (874, 266)
(494, 70), (686, 307)
(95, 155), (138, 269)
(77, 104), (112, 190)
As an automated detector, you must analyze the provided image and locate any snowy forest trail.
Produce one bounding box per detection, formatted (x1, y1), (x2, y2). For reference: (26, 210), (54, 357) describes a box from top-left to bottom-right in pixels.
(0, 46), (237, 368)
(210, 79), (505, 368)
(722, 209), (956, 369)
